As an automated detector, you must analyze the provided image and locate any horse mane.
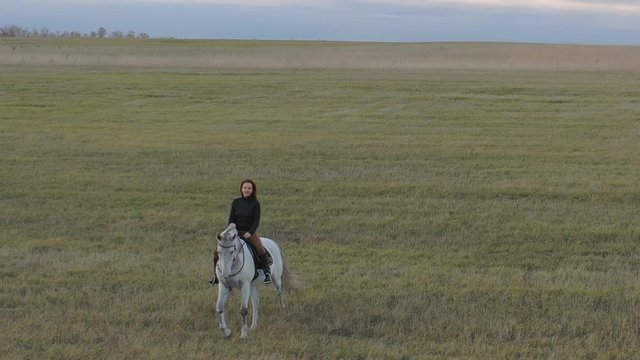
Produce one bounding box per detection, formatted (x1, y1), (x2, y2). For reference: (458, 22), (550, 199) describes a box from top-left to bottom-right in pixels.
(219, 223), (237, 243)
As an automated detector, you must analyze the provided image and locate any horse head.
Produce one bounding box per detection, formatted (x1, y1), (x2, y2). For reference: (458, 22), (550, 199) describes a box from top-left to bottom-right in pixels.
(216, 223), (242, 281)
(217, 223), (237, 245)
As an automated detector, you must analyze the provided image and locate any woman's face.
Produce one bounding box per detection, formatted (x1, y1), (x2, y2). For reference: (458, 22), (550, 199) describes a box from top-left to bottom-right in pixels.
(241, 182), (253, 198)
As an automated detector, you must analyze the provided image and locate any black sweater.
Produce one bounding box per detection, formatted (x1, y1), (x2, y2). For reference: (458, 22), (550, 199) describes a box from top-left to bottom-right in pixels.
(228, 196), (261, 234)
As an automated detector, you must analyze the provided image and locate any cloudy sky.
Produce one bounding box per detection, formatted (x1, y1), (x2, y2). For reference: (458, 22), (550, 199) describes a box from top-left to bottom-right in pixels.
(3, 0), (640, 44)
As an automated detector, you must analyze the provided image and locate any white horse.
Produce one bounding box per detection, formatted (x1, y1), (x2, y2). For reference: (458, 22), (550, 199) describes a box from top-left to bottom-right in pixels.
(215, 223), (297, 339)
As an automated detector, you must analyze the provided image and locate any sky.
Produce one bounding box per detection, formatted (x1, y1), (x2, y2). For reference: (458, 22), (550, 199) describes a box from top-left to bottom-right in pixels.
(3, 0), (640, 45)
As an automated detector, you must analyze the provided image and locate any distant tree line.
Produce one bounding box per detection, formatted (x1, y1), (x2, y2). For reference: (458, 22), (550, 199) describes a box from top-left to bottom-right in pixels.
(0, 25), (150, 39)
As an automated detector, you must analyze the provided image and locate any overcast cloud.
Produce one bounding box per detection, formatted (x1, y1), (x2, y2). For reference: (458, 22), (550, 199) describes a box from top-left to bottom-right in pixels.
(3, 0), (640, 44)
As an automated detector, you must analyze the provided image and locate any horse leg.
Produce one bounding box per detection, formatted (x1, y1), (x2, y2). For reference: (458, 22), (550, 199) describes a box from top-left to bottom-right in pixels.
(216, 285), (232, 339)
(250, 285), (260, 330)
(240, 282), (251, 338)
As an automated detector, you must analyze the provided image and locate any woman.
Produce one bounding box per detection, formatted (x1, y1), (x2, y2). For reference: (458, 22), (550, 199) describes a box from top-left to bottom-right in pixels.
(210, 179), (272, 285)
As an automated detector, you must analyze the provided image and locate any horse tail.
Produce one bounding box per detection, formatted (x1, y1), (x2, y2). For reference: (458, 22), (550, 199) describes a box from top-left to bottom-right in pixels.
(281, 250), (301, 291)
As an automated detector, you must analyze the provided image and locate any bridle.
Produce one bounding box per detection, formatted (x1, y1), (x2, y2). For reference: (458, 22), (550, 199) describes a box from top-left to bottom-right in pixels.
(216, 233), (247, 278)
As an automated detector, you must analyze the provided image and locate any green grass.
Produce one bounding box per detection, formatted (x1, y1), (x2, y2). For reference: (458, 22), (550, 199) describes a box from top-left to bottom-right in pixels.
(1, 39), (640, 359)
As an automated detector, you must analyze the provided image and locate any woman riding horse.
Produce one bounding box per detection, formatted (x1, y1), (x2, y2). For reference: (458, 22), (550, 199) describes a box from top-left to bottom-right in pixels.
(210, 179), (272, 284)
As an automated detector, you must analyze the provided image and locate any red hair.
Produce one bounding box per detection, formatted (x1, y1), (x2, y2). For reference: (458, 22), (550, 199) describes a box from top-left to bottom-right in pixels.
(240, 179), (258, 198)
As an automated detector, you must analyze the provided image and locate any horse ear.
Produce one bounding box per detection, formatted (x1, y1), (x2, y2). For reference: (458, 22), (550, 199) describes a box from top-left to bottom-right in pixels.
(228, 223), (236, 230)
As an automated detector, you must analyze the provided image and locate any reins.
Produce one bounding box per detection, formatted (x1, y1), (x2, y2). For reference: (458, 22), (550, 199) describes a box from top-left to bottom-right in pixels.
(217, 234), (247, 278)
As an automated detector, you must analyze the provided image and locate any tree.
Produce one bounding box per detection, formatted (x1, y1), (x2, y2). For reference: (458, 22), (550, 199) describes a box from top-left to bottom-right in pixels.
(0, 25), (27, 37)
(0, 24), (150, 39)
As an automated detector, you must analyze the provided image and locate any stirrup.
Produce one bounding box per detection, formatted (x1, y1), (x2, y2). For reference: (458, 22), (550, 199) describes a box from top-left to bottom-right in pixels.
(208, 274), (218, 285)
(263, 272), (272, 284)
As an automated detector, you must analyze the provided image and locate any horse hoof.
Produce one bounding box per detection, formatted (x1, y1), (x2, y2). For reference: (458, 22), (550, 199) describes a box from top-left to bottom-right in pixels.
(223, 329), (232, 339)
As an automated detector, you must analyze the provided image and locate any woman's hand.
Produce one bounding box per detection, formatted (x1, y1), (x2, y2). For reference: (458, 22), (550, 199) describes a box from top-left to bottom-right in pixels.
(244, 232), (251, 238)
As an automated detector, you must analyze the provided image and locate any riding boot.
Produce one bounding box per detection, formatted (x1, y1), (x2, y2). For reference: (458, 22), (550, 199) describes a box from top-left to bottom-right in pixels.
(208, 252), (219, 285)
(259, 254), (272, 284)
(208, 273), (218, 285)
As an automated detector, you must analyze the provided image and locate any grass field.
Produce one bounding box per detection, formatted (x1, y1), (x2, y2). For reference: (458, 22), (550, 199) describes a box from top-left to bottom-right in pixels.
(1, 38), (640, 359)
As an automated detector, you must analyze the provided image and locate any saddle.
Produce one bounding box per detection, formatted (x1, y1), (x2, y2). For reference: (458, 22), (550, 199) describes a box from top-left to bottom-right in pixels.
(242, 236), (273, 280)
